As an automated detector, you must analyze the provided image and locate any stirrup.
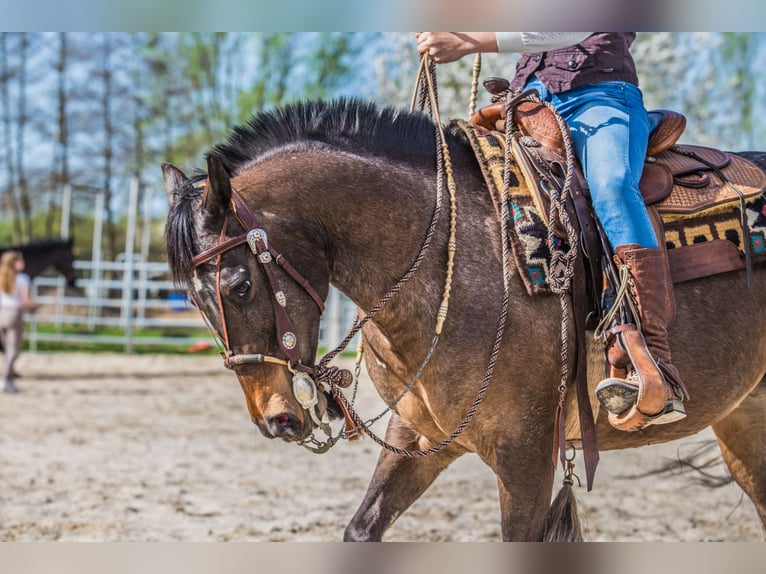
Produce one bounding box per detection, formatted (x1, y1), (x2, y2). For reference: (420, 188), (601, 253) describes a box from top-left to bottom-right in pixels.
(652, 399), (686, 425)
(596, 374), (686, 424)
(595, 377), (638, 415)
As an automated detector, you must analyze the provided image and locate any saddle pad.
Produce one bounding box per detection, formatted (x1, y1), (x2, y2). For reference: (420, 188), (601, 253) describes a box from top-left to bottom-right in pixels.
(456, 120), (552, 296)
(653, 145), (766, 216)
(457, 121), (766, 292)
(664, 191), (766, 254)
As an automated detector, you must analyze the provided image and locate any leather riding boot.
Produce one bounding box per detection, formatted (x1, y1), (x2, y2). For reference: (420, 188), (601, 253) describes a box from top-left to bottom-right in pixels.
(595, 245), (689, 431)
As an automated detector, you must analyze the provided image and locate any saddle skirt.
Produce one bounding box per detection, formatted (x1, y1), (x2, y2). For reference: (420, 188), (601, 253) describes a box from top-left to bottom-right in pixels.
(455, 120), (766, 296)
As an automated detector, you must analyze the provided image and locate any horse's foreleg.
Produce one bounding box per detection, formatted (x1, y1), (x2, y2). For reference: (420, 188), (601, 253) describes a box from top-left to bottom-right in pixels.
(343, 412), (462, 541)
(712, 376), (766, 538)
(493, 441), (557, 541)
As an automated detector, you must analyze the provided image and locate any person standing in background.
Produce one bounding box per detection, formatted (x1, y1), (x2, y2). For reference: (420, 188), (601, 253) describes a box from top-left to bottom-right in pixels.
(0, 250), (37, 393)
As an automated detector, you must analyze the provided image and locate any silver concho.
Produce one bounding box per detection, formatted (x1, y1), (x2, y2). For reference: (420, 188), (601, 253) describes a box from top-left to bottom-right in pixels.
(292, 371), (327, 430)
(292, 372), (317, 410)
(258, 251), (273, 264)
(246, 228), (268, 254)
(275, 290), (287, 307)
(282, 332), (297, 349)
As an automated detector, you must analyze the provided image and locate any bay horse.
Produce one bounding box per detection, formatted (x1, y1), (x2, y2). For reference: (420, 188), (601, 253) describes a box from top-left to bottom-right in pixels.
(0, 238), (78, 287)
(163, 99), (766, 541)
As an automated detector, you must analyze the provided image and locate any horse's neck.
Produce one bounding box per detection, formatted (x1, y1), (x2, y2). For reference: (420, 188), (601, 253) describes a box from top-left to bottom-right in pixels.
(251, 150), (442, 314)
(315, 157), (442, 311)
(23, 252), (53, 278)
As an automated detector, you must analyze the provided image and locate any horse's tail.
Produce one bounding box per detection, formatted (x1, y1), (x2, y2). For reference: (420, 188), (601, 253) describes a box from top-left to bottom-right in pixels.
(542, 482), (584, 542)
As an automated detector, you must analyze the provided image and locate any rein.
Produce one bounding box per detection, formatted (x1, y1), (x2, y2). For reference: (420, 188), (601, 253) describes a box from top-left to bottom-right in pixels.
(318, 55), (514, 457)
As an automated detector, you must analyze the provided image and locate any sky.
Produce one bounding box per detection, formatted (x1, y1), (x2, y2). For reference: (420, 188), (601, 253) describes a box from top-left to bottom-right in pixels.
(2, 0), (766, 32)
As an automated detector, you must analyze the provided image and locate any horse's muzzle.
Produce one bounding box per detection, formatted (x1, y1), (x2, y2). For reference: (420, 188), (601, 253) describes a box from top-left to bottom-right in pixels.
(262, 412), (311, 442)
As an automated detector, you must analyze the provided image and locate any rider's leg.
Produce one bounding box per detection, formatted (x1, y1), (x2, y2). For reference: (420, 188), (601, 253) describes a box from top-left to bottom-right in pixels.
(543, 80), (687, 429)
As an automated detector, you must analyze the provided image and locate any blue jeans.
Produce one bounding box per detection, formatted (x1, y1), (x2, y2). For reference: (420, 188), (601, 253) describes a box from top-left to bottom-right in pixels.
(524, 77), (658, 249)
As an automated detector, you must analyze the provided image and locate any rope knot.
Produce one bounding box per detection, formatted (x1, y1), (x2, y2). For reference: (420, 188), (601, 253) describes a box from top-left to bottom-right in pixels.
(315, 365), (354, 389)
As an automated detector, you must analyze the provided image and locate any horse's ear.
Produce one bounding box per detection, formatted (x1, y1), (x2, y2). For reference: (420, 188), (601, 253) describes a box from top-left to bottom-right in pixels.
(202, 155), (233, 224)
(162, 163), (190, 207)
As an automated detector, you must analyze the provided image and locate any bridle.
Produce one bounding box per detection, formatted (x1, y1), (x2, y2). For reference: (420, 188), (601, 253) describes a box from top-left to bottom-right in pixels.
(190, 188), (328, 424)
(189, 186), (338, 437)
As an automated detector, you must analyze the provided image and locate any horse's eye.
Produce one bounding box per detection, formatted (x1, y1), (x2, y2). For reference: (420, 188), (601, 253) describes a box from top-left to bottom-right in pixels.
(237, 280), (252, 298)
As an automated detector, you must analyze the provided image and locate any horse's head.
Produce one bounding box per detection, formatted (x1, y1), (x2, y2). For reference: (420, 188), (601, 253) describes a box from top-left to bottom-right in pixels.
(163, 156), (336, 444)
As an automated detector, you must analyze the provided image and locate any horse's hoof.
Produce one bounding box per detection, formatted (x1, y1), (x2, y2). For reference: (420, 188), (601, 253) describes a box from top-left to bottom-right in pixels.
(595, 378), (638, 415)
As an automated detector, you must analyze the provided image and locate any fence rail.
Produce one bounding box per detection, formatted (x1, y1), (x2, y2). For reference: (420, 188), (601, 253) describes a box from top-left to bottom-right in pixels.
(26, 260), (358, 354)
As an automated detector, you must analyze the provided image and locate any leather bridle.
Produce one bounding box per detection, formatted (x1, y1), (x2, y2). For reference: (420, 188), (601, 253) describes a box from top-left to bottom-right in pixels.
(190, 188), (325, 374)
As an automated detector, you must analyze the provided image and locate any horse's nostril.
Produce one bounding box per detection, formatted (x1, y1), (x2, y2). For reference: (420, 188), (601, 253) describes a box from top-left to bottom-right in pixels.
(275, 414), (291, 430)
(266, 413), (301, 438)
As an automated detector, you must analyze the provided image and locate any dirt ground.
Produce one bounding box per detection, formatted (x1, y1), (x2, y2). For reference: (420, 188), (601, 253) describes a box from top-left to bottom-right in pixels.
(0, 352), (762, 542)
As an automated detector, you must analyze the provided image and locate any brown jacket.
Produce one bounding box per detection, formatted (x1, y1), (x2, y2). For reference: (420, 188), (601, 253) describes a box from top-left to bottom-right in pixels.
(509, 33), (639, 94)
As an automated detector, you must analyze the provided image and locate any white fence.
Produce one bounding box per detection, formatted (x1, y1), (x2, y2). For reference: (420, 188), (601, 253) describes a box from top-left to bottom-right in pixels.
(24, 179), (360, 354)
(26, 259), (358, 354)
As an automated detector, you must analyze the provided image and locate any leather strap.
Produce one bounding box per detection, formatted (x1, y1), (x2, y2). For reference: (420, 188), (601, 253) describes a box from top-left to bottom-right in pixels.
(191, 188), (325, 368)
(668, 240), (744, 283)
(191, 234), (248, 268)
(567, 169), (603, 327)
(564, 199), (599, 490)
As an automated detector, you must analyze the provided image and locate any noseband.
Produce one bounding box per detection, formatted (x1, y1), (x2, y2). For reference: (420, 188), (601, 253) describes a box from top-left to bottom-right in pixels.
(190, 189), (325, 373)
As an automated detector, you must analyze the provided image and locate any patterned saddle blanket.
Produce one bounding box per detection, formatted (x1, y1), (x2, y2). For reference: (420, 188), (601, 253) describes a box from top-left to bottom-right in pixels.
(456, 120), (766, 296)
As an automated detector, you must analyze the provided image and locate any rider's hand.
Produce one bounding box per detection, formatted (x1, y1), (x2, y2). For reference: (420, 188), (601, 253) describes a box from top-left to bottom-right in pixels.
(415, 32), (498, 63)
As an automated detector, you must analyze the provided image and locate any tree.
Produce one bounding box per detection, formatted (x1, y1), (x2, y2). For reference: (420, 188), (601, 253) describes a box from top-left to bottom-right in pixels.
(720, 33), (762, 149)
(45, 32), (71, 233)
(14, 33), (32, 241)
(96, 33), (118, 259)
(0, 33), (21, 241)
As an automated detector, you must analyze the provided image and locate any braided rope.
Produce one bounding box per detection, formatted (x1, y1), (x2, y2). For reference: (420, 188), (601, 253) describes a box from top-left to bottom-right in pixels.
(317, 63), (444, 371)
(499, 94), (581, 411)
(319, 56), (511, 457)
(541, 98), (580, 405)
(469, 54), (481, 117)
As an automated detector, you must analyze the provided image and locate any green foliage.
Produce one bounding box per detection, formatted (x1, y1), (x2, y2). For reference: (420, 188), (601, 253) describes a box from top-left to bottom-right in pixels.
(26, 322), (217, 354)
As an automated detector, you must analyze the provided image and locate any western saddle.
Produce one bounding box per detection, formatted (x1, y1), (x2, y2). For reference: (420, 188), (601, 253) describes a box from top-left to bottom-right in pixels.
(469, 77), (765, 289)
(466, 77), (766, 476)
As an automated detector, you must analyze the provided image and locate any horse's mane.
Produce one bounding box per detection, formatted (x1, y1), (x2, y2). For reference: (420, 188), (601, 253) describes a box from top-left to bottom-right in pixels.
(208, 98), (443, 176)
(166, 174), (206, 287)
(167, 99), (461, 285)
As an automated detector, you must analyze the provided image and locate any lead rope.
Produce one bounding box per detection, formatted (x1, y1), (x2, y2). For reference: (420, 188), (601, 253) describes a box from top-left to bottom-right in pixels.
(468, 54), (481, 117)
(320, 54), (458, 451)
(321, 55), (513, 457)
(316, 57), (446, 373)
(500, 92), (585, 473)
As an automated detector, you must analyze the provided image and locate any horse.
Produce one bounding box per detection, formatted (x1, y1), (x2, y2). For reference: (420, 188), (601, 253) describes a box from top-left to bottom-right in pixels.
(162, 99), (766, 541)
(0, 238), (78, 287)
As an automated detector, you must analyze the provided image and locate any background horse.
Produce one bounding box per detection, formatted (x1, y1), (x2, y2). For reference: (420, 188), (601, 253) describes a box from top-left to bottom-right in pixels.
(0, 237), (78, 287)
(163, 99), (766, 541)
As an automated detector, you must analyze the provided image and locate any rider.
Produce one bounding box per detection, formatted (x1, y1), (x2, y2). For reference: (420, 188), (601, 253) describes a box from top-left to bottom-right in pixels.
(415, 32), (687, 430)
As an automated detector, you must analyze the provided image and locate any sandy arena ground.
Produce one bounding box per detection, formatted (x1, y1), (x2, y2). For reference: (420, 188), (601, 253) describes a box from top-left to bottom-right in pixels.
(0, 352), (762, 542)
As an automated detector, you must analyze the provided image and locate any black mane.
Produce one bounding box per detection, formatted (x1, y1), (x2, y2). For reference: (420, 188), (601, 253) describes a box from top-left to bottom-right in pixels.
(207, 98), (441, 176)
(167, 99), (456, 285)
(166, 174), (206, 286)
